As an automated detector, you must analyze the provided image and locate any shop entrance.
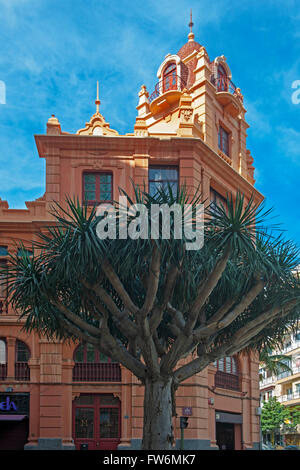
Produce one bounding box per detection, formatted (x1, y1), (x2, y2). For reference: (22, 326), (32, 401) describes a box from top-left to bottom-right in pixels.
(72, 394), (121, 450)
(216, 422), (235, 450)
(0, 417), (29, 450)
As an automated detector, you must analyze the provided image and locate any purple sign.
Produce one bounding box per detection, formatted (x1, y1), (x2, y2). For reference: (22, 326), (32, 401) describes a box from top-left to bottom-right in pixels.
(182, 406), (192, 416)
(0, 397), (17, 412)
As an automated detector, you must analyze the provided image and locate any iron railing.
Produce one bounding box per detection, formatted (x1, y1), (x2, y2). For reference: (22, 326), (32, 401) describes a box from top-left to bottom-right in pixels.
(15, 362), (30, 381)
(0, 299), (7, 314)
(277, 366), (300, 380)
(73, 362), (121, 382)
(149, 75), (187, 103)
(278, 391), (300, 403)
(215, 370), (240, 391)
(211, 75), (237, 94)
(0, 363), (7, 380)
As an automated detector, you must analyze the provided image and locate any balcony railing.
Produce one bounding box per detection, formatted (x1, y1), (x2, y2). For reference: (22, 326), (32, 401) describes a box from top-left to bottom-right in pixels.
(0, 363), (7, 380)
(73, 362), (121, 382)
(278, 391), (300, 403)
(260, 375), (276, 387)
(211, 75), (244, 104)
(277, 366), (300, 380)
(215, 370), (240, 391)
(15, 362), (30, 381)
(0, 298), (7, 314)
(149, 76), (187, 103)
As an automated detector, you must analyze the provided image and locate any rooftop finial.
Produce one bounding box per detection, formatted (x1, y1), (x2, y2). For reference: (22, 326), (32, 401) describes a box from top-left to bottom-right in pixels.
(95, 80), (101, 114)
(188, 9), (195, 42)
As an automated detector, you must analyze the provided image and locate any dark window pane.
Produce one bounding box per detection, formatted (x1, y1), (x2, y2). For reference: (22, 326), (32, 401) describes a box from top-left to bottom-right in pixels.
(84, 183), (96, 191)
(99, 352), (108, 363)
(100, 174), (112, 184)
(84, 191), (96, 201)
(74, 395), (94, 405)
(75, 344), (84, 363)
(0, 261), (7, 298)
(75, 408), (94, 438)
(0, 246), (8, 256)
(86, 344), (95, 362)
(84, 174), (96, 184)
(100, 408), (119, 438)
(16, 341), (30, 362)
(17, 249), (32, 257)
(100, 395), (120, 406)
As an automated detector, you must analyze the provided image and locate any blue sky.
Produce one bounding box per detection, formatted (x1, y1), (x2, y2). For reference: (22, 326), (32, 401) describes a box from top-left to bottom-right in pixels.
(0, 0), (299, 245)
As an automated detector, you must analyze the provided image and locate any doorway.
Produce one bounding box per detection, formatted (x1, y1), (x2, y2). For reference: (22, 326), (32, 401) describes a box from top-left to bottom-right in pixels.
(216, 422), (235, 450)
(0, 418), (29, 450)
(72, 394), (121, 450)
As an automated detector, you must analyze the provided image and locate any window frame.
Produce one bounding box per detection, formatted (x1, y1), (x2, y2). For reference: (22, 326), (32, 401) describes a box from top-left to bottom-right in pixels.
(214, 356), (238, 375)
(162, 62), (177, 93)
(148, 165), (179, 198)
(74, 343), (117, 364)
(82, 171), (113, 206)
(218, 125), (230, 157)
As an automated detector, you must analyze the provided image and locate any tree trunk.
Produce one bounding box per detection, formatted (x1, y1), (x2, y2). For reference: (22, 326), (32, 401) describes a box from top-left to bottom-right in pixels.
(142, 376), (174, 450)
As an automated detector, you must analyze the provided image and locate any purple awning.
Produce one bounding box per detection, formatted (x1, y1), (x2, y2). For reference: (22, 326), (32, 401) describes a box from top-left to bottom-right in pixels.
(0, 415), (26, 421)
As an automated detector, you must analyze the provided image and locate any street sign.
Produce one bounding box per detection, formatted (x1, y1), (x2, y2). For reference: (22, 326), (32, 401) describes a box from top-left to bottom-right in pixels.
(182, 406), (192, 416)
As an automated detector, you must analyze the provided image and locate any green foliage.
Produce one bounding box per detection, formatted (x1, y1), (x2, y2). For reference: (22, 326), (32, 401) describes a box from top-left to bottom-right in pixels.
(261, 397), (291, 434)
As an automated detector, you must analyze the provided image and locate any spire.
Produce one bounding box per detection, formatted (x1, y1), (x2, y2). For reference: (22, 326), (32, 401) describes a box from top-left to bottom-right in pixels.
(95, 80), (101, 114)
(188, 9), (195, 42)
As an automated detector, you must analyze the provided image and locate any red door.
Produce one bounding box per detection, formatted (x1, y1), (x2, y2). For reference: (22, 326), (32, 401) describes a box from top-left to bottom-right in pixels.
(73, 394), (121, 450)
(163, 63), (177, 92)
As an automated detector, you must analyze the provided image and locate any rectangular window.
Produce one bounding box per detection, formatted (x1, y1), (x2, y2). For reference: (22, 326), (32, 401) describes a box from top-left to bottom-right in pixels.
(218, 126), (230, 157)
(210, 188), (227, 218)
(0, 260), (7, 300)
(148, 166), (179, 198)
(0, 246), (8, 256)
(83, 172), (112, 205)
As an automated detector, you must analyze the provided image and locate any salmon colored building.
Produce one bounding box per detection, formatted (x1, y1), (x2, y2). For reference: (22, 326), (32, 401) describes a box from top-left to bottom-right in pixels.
(0, 22), (263, 450)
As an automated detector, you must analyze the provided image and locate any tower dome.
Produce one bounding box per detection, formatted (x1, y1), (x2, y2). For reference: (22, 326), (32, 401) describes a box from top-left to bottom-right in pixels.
(177, 39), (202, 60)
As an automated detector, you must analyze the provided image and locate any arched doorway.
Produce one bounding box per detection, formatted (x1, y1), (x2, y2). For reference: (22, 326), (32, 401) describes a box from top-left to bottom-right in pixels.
(162, 63), (177, 92)
(72, 394), (121, 450)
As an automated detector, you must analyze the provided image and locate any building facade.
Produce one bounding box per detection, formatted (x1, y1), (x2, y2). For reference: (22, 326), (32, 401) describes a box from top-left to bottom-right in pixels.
(0, 24), (262, 450)
(259, 331), (300, 446)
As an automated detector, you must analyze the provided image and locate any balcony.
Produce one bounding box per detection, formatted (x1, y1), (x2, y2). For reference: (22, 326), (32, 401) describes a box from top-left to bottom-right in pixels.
(15, 362), (30, 381)
(215, 370), (240, 391)
(260, 375), (276, 388)
(149, 76), (187, 114)
(278, 391), (300, 403)
(73, 362), (121, 382)
(0, 298), (7, 314)
(0, 363), (7, 380)
(211, 76), (243, 118)
(277, 366), (300, 381)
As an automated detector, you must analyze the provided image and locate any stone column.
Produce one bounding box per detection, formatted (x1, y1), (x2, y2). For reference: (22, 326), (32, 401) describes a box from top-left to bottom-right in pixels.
(118, 365), (132, 449)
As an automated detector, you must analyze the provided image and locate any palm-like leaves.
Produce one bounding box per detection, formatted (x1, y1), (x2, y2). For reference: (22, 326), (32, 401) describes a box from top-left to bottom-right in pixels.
(1, 184), (300, 379)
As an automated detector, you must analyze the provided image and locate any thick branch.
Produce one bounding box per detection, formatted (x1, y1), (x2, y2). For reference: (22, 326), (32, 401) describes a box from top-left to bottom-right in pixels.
(101, 258), (139, 315)
(140, 245), (161, 318)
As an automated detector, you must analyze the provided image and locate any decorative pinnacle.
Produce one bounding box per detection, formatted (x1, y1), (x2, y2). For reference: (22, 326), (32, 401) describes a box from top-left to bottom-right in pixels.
(95, 80), (101, 113)
(188, 9), (195, 41)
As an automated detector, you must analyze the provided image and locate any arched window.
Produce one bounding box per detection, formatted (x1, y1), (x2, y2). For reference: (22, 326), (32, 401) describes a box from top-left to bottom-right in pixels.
(0, 339), (7, 380)
(214, 356), (240, 391)
(73, 343), (121, 382)
(15, 340), (30, 381)
(215, 356), (238, 375)
(217, 64), (228, 91)
(0, 339), (6, 364)
(162, 63), (177, 92)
